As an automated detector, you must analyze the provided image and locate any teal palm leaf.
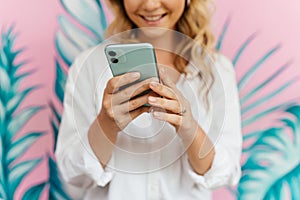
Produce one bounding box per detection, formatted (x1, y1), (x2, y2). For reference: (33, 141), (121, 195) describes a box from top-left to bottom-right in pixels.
(48, 156), (70, 200)
(56, 0), (107, 67)
(216, 17), (298, 198)
(51, 0), (108, 148)
(238, 105), (300, 199)
(44, 1), (109, 199)
(216, 17), (297, 143)
(51, 0), (108, 161)
(0, 27), (44, 200)
(22, 155), (71, 200)
(49, 101), (61, 152)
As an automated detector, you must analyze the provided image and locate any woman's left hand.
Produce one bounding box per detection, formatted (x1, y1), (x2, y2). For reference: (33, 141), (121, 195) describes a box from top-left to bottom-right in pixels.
(148, 71), (199, 141)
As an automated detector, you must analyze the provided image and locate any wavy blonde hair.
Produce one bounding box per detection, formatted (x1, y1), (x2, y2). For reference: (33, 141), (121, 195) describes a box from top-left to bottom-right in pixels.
(105, 0), (216, 109)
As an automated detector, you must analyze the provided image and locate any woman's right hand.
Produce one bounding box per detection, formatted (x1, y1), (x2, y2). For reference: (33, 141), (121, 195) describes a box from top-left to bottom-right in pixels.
(97, 72), (158, 135)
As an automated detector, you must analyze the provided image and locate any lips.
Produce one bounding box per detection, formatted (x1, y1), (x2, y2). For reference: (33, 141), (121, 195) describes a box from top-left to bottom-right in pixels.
(141, 14), (167, 23)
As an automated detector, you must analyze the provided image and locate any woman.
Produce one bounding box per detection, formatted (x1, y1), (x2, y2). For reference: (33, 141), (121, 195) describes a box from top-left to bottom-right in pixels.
(55, 0), (242, 199)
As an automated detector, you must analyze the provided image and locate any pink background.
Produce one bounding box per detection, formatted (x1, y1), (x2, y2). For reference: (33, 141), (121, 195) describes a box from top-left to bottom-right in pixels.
(0, 0), (299, 199)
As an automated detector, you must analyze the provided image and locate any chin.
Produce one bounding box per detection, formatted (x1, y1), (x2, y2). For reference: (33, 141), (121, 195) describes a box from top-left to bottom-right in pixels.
(138, 27), (171, 39)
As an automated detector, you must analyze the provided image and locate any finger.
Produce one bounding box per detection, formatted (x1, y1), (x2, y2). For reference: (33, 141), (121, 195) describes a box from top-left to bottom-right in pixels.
(106, 72), (140, 94)
(115, 77), (158, 104)
(149, 82), (177, 100)
(129, 106), (150, 121)
(148, 96), (182, 114)
(120, 92), (153, 113)
(152, 111), (182, 127)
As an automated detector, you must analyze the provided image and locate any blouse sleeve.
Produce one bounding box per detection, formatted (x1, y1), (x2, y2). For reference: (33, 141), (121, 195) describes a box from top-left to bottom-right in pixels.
(55, 49), (114, 198)
(182, 54), (242, 189)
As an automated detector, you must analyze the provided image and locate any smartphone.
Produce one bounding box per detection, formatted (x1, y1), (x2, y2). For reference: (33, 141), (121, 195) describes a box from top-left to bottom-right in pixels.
(105, 43), (160, 98)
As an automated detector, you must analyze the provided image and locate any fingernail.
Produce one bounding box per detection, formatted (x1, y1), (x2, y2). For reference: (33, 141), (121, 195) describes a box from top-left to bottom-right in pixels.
(131, 72), (140, 78)
(149, 96), (156, 102)
(150, 82), (158, 88)
(152, 77), (159, 82)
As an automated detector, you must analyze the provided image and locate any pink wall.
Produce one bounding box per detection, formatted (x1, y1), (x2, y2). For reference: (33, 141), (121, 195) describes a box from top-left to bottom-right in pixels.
(0, 0), (299, 199)
(0, 1), (64, 198)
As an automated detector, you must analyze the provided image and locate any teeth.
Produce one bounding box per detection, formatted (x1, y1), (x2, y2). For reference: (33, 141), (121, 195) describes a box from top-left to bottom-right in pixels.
(144, 15), (163, 21)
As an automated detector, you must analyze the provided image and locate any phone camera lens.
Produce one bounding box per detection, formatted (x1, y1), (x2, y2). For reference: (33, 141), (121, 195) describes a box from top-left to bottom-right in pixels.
(108, 51), (117, 57)
(111, 58), (119, 63)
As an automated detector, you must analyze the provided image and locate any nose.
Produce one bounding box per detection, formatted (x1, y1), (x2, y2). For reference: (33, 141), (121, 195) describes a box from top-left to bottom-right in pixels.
(142, 0), (161, 12)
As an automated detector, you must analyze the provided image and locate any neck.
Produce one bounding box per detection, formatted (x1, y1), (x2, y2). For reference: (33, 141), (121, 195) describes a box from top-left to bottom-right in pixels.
(135, 28), (177, 52)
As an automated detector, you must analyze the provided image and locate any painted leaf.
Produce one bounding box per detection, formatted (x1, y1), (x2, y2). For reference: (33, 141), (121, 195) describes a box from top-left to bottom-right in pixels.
(238, 45), (281, 90)
(22, 183), (47, 200)
(216, 17), (298, 199)
(0, 26), (44, 200)
(238, 105), (300, 200)
(60, 0), (106, 39)
(58, 15), (98, 50)
(56, 0), (108, 70)
(48, 156), (71, 200)
(47, 1), (109, 198)
(6, 132), (44, 166)
(55, 31), (81, 66)
(0, 67), (10, 98)
(7, 106), (42, 141)
(49, 102), (60, 151)
(0, 100), (5, 126)
(240, 61), (292, 105)
(216, 18), (296, 133)
(54, 61), (66, 103)
(6, 86), (37, 116)
(8, 159), (42, 194)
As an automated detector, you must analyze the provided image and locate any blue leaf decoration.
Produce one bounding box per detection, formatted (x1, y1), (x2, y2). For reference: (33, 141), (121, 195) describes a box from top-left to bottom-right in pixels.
(242, 104), (291, 127)
(22, 183), (47, 200)
(241, 79), (296, 115)
(0, 67), (10, 98)
(216, 17), (298, 198)
(232, 33), (257, 66)
(0, 26), (44, 199)
(240, 61), (292, 105)
(55, 31), (81, 66)
(6, 86), (38, 116)
(238, 106), (300, 200)
(6, 132), (44, 166)
(55, 0), (108, 70)
(238, 45), (281, 90)
(8, 159), (42, 194)
(60, 0), (106, 39)
(0, 100), (4, 127)
(48, 156), (70, 200)
(54, 61), (67, 103)
(47, 1), (109, 198)
(58, 15), (98, 50)
(216, 16), (231, 51)
(49, 102), (61, 151)
(7, 106), (43, 141)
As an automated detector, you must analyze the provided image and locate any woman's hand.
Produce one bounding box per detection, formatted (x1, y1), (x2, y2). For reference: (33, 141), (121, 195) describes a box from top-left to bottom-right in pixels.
(98, 72), (159, 135)
(148, 70), (215, 175)
(148, 71), (198, 141)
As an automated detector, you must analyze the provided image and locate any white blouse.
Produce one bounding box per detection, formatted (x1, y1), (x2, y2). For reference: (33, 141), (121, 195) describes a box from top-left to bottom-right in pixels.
(55, 43), (242, 200)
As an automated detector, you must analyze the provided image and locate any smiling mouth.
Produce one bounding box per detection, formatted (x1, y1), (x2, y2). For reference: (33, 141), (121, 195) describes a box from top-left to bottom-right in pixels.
(141, 14), (167, 22)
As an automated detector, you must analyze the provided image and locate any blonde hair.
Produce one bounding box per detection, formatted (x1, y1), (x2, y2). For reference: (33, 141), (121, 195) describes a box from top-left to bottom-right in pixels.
(106, 0), (216, 109)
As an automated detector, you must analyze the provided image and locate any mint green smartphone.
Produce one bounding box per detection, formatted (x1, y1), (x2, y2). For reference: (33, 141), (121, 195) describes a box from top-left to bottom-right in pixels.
(105, 43), (159, 81)
(105, 43), (160, 99)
